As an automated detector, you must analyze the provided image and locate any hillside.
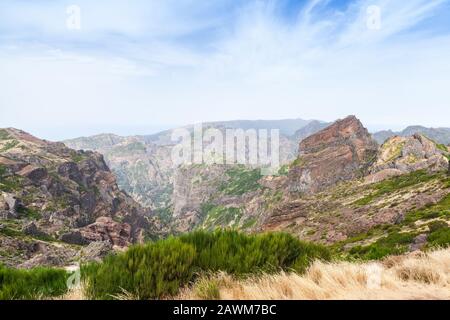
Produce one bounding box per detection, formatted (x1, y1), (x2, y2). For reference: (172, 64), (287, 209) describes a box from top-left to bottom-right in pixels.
(167, 117), (450, 259)
(64, 118), (325, 210)
(0, 128), (156, 268)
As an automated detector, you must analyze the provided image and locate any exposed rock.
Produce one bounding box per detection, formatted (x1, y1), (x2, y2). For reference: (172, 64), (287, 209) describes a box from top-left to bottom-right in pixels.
(80, 241), (113, 263)
(364, 168), (404, 184)
(409, 234), (428, 252)
(78, 217), (132, 247)
(288, 116), (378, 193)
(60, 230), (89, 245)
(17, 165), (48, 184)
(0, 127), (156, 267)
(22, 222), (49, 238)
(370, 134), (449, 174)
(0, 193), (23, 219)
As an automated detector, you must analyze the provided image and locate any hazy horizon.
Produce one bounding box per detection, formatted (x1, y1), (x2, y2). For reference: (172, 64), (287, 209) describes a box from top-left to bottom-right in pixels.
(1, 0), (450, 140)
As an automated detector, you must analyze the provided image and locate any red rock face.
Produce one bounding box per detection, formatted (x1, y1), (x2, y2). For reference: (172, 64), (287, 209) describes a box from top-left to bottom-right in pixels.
(288, 116), (378, 193)
(79, 217), (132, 247)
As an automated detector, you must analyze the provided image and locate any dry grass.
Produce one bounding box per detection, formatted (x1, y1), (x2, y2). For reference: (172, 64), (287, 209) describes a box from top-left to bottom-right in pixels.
(58, 248), (450, 300)
(177, 248), (450, 300)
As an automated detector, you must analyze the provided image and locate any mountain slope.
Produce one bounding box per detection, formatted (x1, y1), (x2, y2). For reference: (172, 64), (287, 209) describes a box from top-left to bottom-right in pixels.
(0, 128), (155, 268)
(64, 118), (322, 209)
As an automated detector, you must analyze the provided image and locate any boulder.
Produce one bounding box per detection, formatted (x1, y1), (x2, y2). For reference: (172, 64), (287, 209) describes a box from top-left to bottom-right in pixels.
(80, 241), (113, 263)
(17, 165), (48, 184)
(60, 230), (90, 246)
(78, 217), (132, 247)
(22, 222), (49, 239)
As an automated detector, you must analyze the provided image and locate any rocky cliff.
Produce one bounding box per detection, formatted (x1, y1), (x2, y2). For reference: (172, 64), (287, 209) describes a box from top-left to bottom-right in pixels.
(287, 116), (378, 193)
(0, 128), (154, 268)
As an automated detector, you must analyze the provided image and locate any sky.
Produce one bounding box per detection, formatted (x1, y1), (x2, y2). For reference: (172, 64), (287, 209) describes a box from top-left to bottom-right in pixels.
(0, 0), (450, 140)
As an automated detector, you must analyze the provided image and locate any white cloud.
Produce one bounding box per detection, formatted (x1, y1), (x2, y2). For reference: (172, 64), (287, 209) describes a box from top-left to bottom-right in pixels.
(0, 0), (449, 139)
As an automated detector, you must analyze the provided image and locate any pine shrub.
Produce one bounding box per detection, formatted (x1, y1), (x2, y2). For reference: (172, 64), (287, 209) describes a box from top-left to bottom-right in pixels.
(0, 265), (69, 300)
(82, 230), (331, 300)
(82, 237), (196, 300)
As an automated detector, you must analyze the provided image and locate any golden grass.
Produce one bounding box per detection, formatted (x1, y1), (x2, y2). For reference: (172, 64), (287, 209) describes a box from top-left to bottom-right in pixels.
(58, 248), (450, 300)
(177, 248), (450, 300)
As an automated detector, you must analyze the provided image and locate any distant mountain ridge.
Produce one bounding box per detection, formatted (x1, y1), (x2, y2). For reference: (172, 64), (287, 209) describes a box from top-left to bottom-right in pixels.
(64, 119), (450, 210)
(64, 118), (324, 209)
(373, 126), (450, 145)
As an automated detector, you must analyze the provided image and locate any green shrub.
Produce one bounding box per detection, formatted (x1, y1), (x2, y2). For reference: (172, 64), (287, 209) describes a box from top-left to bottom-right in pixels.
(427, 225), (450, 248)
(82, 238), (196, 300)
(0, 265), (69, 300)
(354, 170), (437, 206)
(219, 166), (263, 196)
(82, 230), (331, 300)
(349, 231), (415, 260)
(179, 230), (330, 274)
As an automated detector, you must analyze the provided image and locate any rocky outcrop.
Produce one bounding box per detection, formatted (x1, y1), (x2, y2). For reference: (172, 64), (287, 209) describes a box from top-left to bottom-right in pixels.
(288, 116), (378, 193)
(0, 128), (155, 268)
(78, 217), (132, 247)
(366, 134), (449, 183)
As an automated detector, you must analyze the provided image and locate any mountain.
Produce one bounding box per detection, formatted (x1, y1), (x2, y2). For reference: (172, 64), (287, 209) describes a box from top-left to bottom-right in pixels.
(288, 116), (378, 193)
(168, 116), (449, 253)
(64, 118), (323, 209)
(0, 128), (156, 268)
(292, 120), (331, 142)
(373, 126), (450, 145)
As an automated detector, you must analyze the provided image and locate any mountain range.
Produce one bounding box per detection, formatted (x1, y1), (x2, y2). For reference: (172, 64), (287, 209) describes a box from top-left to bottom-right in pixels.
(1, 117), (449, 269)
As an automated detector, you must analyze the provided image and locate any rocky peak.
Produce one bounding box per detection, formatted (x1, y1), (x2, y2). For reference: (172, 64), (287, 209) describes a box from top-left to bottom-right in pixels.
(366, 133), (449, 183)
(0, 128), (155, 267)
(288, 116), (378, 193)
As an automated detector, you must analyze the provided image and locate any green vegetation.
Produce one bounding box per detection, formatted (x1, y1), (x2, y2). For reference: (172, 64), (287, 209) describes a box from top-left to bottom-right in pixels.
(0, 226), (24, 238)
(199, 205), (243, 230)
(111, 142), (146, 155)
(70, 152), (85, 163)
(0, 140), (19, 152)
(82, 230), (331, 300)
(17, 206), (42, 220)
(277, 165), (289, 176)
(0, 173), (23, 192)
(0, 129), (11, 141)
(337, 190), (450, 259)
(192, 275), (221, 300)
(219, 166), (263, 196)
(82, 237), (195, 300)
(426, 221), (450, 248)
(0, 265), (69, 300)
(403, 194), (450, 225)
(290, 157), (305, 168)
(436, 143), (448, 153)
(348, 231), (416, 260)
(241, 217), (257, 229)
(353, 170), (437, 206)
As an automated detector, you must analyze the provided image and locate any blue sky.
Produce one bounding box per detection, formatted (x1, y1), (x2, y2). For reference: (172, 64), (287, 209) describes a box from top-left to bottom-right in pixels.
(0, 0), (450, 140)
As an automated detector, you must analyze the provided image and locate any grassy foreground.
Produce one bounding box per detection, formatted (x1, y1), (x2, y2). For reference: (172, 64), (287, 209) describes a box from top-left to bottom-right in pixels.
(81, 230), (330, 300)
(177, 248), (450, 300)
(0, 265), (69, 299)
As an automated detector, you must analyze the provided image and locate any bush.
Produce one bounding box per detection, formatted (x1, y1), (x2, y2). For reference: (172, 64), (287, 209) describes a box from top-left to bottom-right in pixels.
(427, 225), (450, 248)
(180, 230), (330, 274)
(0, 265), (69, 300)
(349, 231), (415, 260)
(82, 237), (196, 300)
(82, 230), (331, 300)
(219, 166), (263, 196)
